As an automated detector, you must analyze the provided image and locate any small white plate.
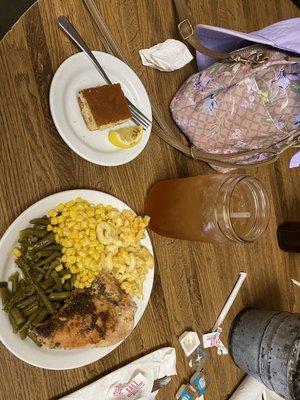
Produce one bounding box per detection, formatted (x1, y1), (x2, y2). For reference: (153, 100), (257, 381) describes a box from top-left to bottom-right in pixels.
(0, 190), (154, 370)
(50, 52), (152, 166)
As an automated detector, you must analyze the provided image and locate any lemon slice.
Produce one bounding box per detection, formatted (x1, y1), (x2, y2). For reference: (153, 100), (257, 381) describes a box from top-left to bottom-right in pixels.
(108, 126), (143, 149)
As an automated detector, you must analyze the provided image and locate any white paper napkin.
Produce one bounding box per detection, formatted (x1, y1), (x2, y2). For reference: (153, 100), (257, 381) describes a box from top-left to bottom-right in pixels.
(139, 39), (193, 71)
(59, 347), (176, 400)
(229, 375), (283, 400)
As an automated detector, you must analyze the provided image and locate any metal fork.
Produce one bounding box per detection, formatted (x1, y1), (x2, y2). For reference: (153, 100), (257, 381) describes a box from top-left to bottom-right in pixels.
(58, 16), (151, 129)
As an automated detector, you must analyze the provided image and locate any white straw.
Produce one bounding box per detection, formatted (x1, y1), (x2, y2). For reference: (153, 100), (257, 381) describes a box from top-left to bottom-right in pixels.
(230, 212), (251, 218)
(291, 279), (300, 287)
(213, 272), (247, 332)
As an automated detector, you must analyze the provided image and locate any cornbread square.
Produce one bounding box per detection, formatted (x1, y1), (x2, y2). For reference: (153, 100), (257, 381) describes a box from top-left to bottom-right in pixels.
(78, 83), (131, 131)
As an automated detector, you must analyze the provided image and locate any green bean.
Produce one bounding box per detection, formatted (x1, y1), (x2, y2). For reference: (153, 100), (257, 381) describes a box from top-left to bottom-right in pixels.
(33, 224), (47, 231)
(44, 244), (62, 252)
(45, 260), (60, 279)
(36, 274), (44, 283)
(20, 229), (48, 239)
(0, 286), (11, 306)
(14, 260), (55, 315)
(32, 250), (54, 260)
(33, 282), (56, 315)
(29, 218), (50, 225)
(10, 307), (25, 326)
(16, 295), (37, 309)
(27, 331), (41, 347)
(58, 268), (69, 277)
(23, 302), (39, 317)
(9, 272), (19, 293)
(20, 243), (29, 255)
(28, 236), (38, 244)
(53, 282), (62, 292)
(33, 265), (46, 275)
(9, 314), (18, 333)
(0, 282), (8, 288)
(19, 329), (28, 340)
(47, 259), (61, 269)
(53, 302), (62, 310)
(70, 274), (76, 289)
(28, 234), (55, 252)
(34, 249), (59, 261)
(18, 307), (42, 339)
(14, 283), (35, 303)
(33, 252), (61, 269)
(40, 277), (55, 290)
(49, 291), (71, 301)
(18, 237), (29, 244)
(15, 257), (31, 281)
(32, 308), (49, 325)
(4, 280), (29, 311)
(64, 281), (71, 291)
(51, 271), (63, 292)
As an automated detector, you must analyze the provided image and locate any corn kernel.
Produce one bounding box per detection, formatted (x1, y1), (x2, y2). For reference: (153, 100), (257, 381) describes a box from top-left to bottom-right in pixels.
(47, 224), (54, 231)
(86, 210), (94, 218)
(51, 217), (58, 225)
(49, 210), (58, 218)
(66, 255), (76, 265)
(80, 238), (89, 247)
(89, 232), (96, 241)
(12, 247), (22, 258)
(56, 227), (63, 237)
(80, 221), (87, 230)
(56, 203), (64, 212)
(57, 215), (64, 224)
(55, 264), (63, 272)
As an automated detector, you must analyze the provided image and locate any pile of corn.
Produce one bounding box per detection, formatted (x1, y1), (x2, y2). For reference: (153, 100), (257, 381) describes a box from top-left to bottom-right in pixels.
(47, 197), (153, 296)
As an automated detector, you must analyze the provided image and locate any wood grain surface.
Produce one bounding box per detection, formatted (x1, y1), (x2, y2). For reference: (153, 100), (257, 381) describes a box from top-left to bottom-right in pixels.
(0, 1), (299, 399)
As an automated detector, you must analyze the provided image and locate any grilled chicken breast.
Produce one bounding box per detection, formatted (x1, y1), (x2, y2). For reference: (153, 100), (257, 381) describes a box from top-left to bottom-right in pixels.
(35, 272), (137, 348)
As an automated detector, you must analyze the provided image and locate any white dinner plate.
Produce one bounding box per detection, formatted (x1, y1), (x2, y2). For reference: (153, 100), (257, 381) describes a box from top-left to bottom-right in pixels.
(49, 52), (152, 166)
(0, 190), (154, 370)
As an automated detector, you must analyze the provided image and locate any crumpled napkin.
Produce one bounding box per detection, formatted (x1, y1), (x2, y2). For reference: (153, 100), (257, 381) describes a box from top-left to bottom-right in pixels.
(139, 39), (193, 71)
(59, 347), (176, 400)
(229, 375), (283, 399)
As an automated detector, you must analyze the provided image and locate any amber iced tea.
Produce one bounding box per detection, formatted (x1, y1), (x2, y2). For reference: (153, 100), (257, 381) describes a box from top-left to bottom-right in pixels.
(145, 175), (270, 243)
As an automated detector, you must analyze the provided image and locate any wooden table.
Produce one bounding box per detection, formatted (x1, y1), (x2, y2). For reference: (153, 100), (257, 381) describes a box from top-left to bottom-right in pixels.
(0, 1), (299, 399)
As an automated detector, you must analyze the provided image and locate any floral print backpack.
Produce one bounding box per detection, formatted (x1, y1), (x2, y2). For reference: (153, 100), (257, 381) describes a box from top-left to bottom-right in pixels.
(167, 0), (300, 168)
(170, 46), (300, 168)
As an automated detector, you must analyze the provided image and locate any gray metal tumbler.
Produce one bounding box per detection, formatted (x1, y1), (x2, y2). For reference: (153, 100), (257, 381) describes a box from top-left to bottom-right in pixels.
(229, 308), (300, 400)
